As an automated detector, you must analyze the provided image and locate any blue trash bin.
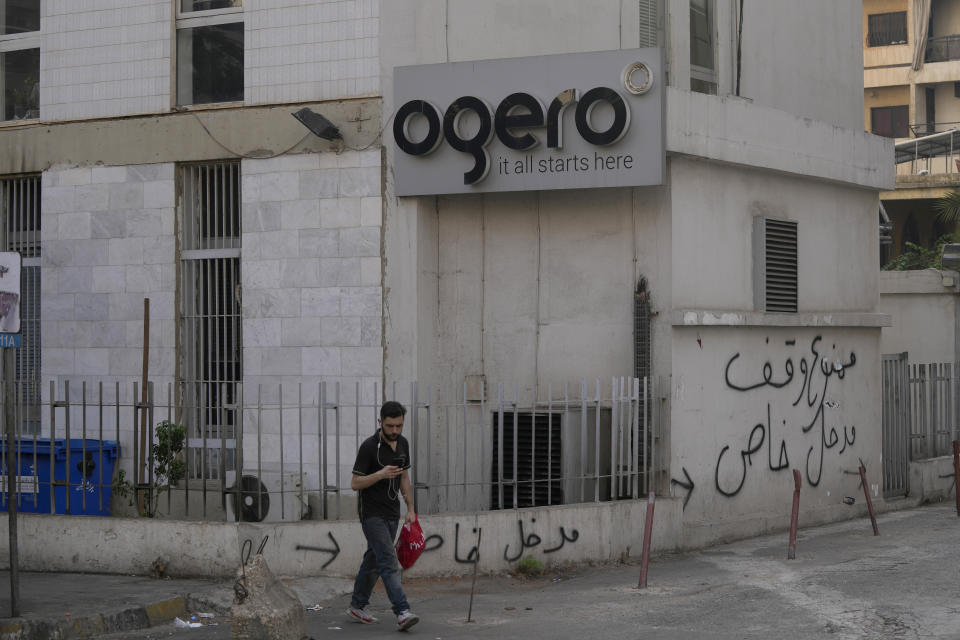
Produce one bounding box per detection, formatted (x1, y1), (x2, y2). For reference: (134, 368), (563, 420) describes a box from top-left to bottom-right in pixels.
(1, 438), (120, 516)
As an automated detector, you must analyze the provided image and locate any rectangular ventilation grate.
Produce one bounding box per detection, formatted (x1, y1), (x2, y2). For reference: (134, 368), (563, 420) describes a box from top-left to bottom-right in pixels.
(754, 217), (797, 313)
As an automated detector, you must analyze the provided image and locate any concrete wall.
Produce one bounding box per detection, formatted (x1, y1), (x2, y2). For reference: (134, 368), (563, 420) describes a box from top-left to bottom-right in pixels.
(879, 269), (960, 364)
(381, 0), (864, 130)
(736, 1), (864, 131)
(0, 499), (683, 578)
(933, 81), (960, 124)
(670, 158), (881, 313)
(864, 85), (909, 133)
(669, 326), (883, 547)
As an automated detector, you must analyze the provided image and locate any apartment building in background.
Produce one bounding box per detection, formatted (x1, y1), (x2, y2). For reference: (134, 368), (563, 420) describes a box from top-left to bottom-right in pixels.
(864, 0), (960, 262)
(0, 1), (893, 547)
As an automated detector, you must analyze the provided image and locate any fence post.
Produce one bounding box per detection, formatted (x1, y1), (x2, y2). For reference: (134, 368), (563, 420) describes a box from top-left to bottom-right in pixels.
(787, 469), (801, 559)
(953, 441), (960, 517)
(859, 464), (879, 536)
(638, 491), (656, 588)
(4, 355), (20, 617)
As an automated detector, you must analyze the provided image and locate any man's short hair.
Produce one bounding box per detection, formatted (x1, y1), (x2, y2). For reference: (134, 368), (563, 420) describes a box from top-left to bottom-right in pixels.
(380, 400), (407, 420)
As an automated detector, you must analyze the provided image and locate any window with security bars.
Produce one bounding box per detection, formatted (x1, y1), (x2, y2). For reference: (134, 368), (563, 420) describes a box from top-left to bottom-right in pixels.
(0, 175), (39, 434)
(867, 12), (907, 47)
(491, 412), (562, 509)
(177, 161), (241, 480)
(753, 216), (798, 313)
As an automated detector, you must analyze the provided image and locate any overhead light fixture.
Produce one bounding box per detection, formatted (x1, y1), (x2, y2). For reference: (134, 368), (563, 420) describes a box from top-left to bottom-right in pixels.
(292, 107), (342, 141)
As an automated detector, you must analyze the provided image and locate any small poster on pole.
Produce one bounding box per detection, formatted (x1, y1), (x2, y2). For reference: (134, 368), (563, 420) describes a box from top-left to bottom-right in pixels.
(0, 252), (21, 346)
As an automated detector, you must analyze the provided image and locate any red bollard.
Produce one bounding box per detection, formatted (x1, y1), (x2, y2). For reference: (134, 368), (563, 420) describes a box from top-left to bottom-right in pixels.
(638, 491), (656, 589)
(859, 465), (879, 536)
(787, 469), (801, 559)
(953, 441), (960, 517)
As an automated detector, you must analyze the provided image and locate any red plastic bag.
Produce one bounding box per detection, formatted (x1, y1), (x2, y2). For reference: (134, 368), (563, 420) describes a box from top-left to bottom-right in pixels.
(396, 517), (426, 569)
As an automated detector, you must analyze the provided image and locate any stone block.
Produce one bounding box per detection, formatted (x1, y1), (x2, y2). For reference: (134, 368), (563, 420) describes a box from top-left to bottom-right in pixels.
(300, 287), (340, 317)
(339, 167), (379, 197)
(143, 180), (175, 208)
(108, 182), (144, 210)
(280, 199), (320, 230)
(339, 226), (379, 257)
(340, 347), (382, 377)
(301, 347), (341, 376)
(360, 196), (381, 226)
(58, 212), (92, 240)
(299, 169), (339, 200)
(340, 286), (381, 316)
(76, 185), (110, 212)
(260, 172), (299, 202)
(91, 211), (127, 238)
(319, 197), (360, 229)
(298, 228), (339, 258)
(108, 237), (145, 266)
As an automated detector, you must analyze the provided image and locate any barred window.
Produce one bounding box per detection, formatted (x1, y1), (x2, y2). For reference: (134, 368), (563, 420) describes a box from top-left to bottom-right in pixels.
(177, 161), (241, 480)
(0, 173), (40, 434)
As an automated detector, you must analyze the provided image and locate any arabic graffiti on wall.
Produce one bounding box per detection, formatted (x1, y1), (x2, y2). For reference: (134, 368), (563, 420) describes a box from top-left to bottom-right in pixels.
(671, 335), (859, 508)
(293, 518), (582, 569)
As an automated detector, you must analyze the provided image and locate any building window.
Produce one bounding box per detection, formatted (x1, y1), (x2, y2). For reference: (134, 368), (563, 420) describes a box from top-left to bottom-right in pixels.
(867, 12), (907, 47)
(177, 161), (242, 480)
(0, 1), (40, 121)
(690, 0), (717, 94)
(491, 412), (563, 509)
(176, 1), (243, 106)
(753, 217), (797, 313)
(0, 174), (40, 434)
(871, 105), (909, 138)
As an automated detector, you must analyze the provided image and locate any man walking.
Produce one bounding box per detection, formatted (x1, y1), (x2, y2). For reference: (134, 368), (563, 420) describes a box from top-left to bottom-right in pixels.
(346, 400), (420, 631)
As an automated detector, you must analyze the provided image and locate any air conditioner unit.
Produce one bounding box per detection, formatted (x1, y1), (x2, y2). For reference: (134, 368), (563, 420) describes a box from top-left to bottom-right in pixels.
(224, 470), (307, 523)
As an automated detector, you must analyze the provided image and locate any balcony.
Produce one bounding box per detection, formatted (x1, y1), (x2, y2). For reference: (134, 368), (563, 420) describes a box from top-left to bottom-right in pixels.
(925, 34), (960, 63)
(895, 123), (960, 185)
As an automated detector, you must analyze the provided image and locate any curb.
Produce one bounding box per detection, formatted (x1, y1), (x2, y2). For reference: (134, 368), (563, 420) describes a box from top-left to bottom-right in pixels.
(0, 597), (186, 640)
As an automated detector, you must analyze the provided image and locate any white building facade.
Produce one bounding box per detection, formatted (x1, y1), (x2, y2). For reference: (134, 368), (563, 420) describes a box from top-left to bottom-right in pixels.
(0, 0), (892, 546)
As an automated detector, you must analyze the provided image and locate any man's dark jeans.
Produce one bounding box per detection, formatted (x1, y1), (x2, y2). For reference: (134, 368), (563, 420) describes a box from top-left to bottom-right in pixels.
(350, 517), (410, 615)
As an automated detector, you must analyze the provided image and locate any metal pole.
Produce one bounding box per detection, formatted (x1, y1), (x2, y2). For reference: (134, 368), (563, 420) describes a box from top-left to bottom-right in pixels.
(637, 491), (655, 588)
(466, 527), (482, 623)
(859, 464), (879, 536)
(787, 469), (801, 559)
(4, 348), (19, 616)
(953, 440), (960, 517)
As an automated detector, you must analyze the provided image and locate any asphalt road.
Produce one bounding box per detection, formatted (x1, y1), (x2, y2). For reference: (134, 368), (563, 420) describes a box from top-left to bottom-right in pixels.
(86, 502), (960, 640)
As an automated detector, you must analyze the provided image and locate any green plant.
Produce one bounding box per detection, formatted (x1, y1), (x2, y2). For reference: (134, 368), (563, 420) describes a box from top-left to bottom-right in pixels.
(934, 189), (960, 227)
(514, 555), (544, 577)
(882, 234), (957, 271)
(113, 420), (186, 516)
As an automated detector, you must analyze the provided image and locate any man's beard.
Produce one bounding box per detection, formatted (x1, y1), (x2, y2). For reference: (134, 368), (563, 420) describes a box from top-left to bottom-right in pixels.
(383, 430), (400, 441)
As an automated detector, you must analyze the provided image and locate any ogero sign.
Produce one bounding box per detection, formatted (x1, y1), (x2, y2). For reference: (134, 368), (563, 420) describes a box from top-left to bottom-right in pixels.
(392, 49), (663, 196)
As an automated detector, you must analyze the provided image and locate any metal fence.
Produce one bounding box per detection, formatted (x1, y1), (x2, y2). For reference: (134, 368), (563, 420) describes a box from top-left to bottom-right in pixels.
(0, 376), (657, 522)
(907, 362), (960, 461)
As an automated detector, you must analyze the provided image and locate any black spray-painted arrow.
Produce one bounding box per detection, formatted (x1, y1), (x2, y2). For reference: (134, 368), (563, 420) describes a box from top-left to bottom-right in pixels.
(670, 467), (695, 510)
(296, 532), (341, 569)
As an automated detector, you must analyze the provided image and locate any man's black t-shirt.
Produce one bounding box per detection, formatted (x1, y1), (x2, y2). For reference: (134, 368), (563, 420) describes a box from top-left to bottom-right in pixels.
(352, 431), (411, 521)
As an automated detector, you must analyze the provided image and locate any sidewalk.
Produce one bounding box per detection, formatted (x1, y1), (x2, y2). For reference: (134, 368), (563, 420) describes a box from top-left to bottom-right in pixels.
(2, 502), (959, 639)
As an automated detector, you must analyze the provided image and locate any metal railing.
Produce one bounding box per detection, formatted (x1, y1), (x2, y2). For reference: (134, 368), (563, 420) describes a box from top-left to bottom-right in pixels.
(0, 376), (658, 522)
(925, 34), (960, 63)
(907, 362), (960, 460)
